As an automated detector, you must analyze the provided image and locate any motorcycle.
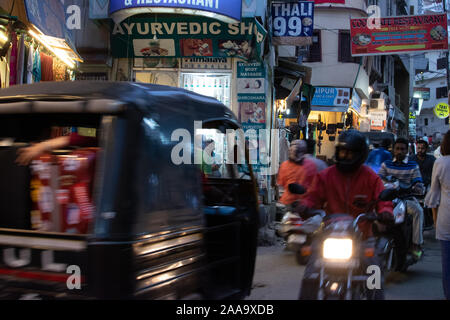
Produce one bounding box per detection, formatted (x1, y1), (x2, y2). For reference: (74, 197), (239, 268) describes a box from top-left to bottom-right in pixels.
(276, 184), (324, 265)
(300, 189), (395, 300)
(381, 178), (424, 272)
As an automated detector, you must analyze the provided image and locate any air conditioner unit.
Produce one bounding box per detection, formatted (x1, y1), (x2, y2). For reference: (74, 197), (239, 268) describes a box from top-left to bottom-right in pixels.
(369, 98), (386, 110)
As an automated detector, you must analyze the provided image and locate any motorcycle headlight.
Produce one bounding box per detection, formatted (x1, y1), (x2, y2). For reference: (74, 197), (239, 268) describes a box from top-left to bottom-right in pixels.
(323, 238), (353, 260)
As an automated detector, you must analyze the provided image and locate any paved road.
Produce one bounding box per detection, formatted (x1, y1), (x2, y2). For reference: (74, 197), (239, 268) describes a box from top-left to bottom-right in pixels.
(247, 229), (445, 300)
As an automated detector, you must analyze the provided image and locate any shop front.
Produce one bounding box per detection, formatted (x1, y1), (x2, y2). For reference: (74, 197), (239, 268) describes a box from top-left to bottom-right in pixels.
(0, 0), (82, 88)
(108, 1), (273, 195)
(308, 86), (357, 162)
(110, 14), (266, 114)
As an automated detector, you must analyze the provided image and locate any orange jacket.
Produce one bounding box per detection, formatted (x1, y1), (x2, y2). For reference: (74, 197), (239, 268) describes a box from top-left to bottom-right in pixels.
(277, 158), (318, 205)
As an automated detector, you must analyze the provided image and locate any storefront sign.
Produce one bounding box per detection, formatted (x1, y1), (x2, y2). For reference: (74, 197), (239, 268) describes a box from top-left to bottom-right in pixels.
(311, 87), (351, 108)
(370, 111), (387, 130)
(351, 90), (362, 114)
(272, 1), (314, 46)
(237, 62), (267, 173)
(111, 16), (266, 61)
(109, 0), (242, 24)
(413, 87), (430, 100)
(181, 57), (231, 69)
(434, 102), (450, 119)
(350, 14), (448, 56)
(24, 0), (74, 44)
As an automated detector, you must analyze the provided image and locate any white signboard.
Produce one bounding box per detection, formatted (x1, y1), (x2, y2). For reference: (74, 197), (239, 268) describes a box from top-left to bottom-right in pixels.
(370, 111), (387, 127)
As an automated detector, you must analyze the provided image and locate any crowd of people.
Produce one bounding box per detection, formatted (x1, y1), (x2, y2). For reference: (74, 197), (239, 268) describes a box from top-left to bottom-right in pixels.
(276, 129), (450, 300)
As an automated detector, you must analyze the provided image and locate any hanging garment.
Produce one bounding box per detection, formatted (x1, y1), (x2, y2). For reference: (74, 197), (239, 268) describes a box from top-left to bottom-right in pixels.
(53, 58), (66, 81)
(26, 45), (34, 84)
(40, 52), (54, 81)
(32, 48), (41, 82)
(16, 34), (25, 85)
(9, 32), (18, 86)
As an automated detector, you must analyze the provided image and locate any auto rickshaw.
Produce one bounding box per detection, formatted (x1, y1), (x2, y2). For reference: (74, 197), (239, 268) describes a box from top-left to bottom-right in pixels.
(0, 81), (260, 299)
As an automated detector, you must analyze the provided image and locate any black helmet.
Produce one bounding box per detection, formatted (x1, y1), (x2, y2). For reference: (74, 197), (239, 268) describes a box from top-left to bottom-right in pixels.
(335, 130), (369, 173)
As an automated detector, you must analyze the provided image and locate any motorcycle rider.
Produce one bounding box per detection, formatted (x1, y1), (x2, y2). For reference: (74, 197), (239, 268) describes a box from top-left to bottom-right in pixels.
(296, 130), (394, 300)
(277, 140), (318, 209)
(410, 139), (436, 187)
(410, 139), (436, 229)
(365, 138), (392, 173)
(378, 137), (425, 259)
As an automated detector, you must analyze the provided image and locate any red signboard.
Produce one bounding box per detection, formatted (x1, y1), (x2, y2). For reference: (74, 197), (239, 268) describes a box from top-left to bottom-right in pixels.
(351, 14), (448, 56)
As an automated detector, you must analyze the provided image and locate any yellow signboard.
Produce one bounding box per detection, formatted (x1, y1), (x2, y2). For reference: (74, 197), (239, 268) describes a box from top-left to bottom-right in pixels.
(434, 103), (450, 119)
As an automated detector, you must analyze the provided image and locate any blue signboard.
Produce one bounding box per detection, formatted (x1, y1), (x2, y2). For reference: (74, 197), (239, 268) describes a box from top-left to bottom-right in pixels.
(351, 90), (362, 114)
(272, 1), (314, 45)
(312, 87), (351, 109)
(109, 0), (242, 22)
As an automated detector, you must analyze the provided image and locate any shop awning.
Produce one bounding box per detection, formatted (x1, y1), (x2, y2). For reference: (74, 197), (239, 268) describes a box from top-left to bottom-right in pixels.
(0, 0), (83, 67)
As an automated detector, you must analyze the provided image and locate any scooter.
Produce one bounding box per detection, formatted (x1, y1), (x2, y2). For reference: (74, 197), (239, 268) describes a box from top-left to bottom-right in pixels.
(382, 178), (424, 272)
(276, 184), (323, 265)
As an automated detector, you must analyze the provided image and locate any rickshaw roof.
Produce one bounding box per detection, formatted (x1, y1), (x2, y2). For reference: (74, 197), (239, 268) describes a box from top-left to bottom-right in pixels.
(0, 81), (238, 124)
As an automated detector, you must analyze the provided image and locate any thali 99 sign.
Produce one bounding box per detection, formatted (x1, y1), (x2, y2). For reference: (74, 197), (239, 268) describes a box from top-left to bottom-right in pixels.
(272, 1), (314, 46)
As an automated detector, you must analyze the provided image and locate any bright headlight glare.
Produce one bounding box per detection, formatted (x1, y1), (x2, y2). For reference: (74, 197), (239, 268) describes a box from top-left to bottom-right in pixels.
(323, 238), (353, 260)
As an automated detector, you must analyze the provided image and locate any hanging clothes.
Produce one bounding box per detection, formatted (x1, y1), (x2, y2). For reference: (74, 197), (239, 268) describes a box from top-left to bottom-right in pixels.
(53, 59), (67, 81)
(9, 31), (18, 86)
(16, 34), (25, 85)
(32, 48), (41, 82)
(40, 52), (54, 81)
(26, 45), (34, 84)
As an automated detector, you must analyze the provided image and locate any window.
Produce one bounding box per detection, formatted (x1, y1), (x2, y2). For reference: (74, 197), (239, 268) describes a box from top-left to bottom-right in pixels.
(437, 57), (447, 70)
(446, 117), (449, 125)
(303, 30), (321, 62)
(424, 118), (428, 126)
(436, 86), (447, 99)
(339, 31), (359, 63)
(384, 56), (395, 87)
(373, 56), (382, 75)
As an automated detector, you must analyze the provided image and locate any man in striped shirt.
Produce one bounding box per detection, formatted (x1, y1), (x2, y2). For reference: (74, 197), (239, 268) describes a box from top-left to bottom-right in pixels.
(379, 137), (425, 259)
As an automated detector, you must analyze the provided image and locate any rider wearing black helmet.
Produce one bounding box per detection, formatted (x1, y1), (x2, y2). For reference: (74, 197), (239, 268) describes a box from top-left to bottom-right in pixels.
(296, 130), (394, 300)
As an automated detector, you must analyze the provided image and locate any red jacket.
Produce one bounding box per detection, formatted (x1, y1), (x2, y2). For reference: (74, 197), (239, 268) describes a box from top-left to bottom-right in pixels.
(302, 164), (393, 239)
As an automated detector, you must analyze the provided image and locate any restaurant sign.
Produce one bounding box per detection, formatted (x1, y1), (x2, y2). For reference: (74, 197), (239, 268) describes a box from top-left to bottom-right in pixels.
(271, 1), (314, 46)
(111, 16), (267, 61)
(351, 14), (448, 56)
(109, 0), (242, 24)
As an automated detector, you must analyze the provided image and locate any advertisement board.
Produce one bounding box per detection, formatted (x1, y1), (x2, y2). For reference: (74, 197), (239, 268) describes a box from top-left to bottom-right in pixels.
(370, 111), (387, 130)
(109, 0), (242, 23)
(413, 87), (431, 100)
(434, 102), (450, 119)
(111, 16), (266, 60)
(350, 14), (448, 56)
(271, 1), (314, 46)
(311, 87), (351, 108)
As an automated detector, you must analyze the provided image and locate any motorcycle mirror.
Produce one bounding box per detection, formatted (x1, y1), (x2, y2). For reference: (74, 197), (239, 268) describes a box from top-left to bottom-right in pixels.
(288, 183), (306, 195)
(379, 188), (397, 201)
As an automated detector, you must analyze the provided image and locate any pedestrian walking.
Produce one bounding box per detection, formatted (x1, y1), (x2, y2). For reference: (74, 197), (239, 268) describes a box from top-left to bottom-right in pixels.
(425, 130), (450, 300)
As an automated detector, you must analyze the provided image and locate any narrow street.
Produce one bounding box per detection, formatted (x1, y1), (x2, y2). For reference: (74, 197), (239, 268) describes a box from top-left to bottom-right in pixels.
(247, 229), (445, 300)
